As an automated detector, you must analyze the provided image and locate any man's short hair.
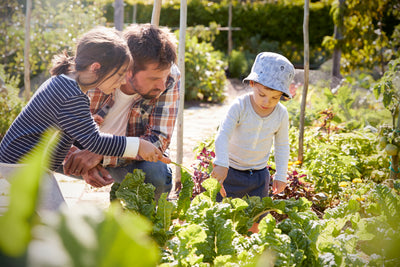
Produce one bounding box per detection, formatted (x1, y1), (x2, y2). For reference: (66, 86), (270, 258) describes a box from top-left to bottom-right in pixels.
(124, 23), (177, 75)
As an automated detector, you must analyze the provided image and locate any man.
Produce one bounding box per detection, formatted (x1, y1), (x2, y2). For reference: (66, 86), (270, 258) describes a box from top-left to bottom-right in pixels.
(61, 24), (180, 200)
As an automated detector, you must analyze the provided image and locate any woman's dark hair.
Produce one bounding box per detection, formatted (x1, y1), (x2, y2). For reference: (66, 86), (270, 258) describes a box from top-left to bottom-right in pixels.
(123, 24), (177, 75)
(50, 26), (132, 87)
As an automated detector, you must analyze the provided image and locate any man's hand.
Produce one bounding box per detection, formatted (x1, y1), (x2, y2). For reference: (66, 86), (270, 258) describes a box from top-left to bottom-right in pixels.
(82, 165), (114, 187)
(63, 149), (103, 176)
(272, 180), (287, 195)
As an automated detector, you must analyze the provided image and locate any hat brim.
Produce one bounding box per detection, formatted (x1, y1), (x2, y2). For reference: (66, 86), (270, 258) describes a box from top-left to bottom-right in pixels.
(243, 74), (292, 99)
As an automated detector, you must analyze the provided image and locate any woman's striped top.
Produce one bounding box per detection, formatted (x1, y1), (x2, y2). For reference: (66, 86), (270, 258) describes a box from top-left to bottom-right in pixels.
(0, 75), (127, 170)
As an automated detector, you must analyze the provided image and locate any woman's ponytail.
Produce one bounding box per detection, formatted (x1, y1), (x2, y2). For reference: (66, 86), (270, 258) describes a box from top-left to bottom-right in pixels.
(49, 50), (74, 76)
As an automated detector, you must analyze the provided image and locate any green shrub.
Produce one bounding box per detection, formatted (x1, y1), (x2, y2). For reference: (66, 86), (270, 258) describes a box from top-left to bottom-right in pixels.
(180, 30), (227, 102)
(0, 65), (25, 141)
(227, 49), (248, 79)
(288, 127), (389, 200)
(106, 1), (333, 67)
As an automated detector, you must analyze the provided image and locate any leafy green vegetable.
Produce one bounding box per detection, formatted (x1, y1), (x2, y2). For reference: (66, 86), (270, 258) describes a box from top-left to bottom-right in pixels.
(153, 193), (175, 246)
(110, 169), (156, 220)
(176, 168), (194, 219)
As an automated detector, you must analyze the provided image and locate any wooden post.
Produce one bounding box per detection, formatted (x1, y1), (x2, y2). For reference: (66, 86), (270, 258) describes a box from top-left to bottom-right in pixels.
(298, 0), (309, 163)
(114, 0), (124, 31)
(175, 0), (187, 184)
(24, 0), (32, 101)
(133, 3), (137, 23)
(151, 0), (162, 26)
(228, 2), (232, 55)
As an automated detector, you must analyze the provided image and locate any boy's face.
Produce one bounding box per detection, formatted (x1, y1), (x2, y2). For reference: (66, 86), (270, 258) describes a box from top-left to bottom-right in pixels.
(250, 81), (283, 115)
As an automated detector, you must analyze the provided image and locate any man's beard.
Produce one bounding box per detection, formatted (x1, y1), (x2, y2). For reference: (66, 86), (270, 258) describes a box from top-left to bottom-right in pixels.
(128, 77), (161, 99)
(141, 89), (162, 99)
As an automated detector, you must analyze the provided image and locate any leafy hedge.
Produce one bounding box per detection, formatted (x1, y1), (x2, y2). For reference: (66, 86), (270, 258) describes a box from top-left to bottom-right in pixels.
(105, 1), (334, 67)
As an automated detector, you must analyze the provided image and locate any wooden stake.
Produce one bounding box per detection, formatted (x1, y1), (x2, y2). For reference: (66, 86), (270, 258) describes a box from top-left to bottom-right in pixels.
(175, 0), (187, 184)
(298, 0), (310, 163)
(24, 0), (32, 101)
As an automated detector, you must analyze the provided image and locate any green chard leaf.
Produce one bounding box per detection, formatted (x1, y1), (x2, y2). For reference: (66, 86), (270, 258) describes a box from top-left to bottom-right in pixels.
(201, 178), (220, 202)
(176, 168), (194, 218)
(152, 193), (175, 247)
(113, 169), (156, 220)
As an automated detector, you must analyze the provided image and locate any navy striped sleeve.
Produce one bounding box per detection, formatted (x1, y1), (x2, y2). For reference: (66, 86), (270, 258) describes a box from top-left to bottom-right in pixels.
(0, 75), (127, 170)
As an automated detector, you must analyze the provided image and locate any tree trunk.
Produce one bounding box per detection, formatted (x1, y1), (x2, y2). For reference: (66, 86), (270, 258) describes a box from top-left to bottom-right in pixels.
(24, 0), (32, 101)
(330, 0), (344, 89)
(331, 27), (342, 89)
(298, 0), (310, 163)
(390, 109), (400, 179)
(114, 0), (124, 31)
(390, 155), (399, 180)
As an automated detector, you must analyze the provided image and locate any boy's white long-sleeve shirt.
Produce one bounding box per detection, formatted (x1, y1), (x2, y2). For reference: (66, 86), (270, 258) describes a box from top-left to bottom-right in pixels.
(214, 93), (290, 182)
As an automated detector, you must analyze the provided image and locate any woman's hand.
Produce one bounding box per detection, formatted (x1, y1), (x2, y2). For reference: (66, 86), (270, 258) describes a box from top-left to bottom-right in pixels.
(137, 139), (163, 162)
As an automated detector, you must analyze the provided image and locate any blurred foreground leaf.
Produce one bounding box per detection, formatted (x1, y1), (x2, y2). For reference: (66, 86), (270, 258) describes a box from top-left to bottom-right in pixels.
(0, 129), (59, 256)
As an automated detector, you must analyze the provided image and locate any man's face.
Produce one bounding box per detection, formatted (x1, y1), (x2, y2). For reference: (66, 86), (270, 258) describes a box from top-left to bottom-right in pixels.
(123, 62), (171, 99)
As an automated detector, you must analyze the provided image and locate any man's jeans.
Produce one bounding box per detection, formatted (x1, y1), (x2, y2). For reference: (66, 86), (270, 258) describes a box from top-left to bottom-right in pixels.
(57, 160), (172, 201)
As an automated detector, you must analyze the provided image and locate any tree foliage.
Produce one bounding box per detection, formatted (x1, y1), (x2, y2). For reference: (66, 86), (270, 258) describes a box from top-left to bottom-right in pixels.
(0, 0), (106, 89)
(323, 0), (400, 74)
(374, 58), (400, 179)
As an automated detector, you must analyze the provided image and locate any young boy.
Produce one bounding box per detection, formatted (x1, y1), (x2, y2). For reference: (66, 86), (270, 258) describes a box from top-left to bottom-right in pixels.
(211, 52), (295, 200)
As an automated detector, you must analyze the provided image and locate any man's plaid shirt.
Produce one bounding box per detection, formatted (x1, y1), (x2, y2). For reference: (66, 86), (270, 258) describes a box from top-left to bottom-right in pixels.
(86, 64), (180, 167)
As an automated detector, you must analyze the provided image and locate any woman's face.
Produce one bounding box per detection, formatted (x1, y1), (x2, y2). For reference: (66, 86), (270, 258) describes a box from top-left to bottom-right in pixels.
(96, 61), (130, 95)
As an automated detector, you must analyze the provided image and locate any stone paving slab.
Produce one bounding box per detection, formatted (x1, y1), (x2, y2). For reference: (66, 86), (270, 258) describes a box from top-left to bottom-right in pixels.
(0, 178), (10, 215)
(55, 173), (112, 210)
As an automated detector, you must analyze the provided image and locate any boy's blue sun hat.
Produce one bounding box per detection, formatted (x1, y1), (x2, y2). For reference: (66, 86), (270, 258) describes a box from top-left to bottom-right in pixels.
(243, 52), (295, 98)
